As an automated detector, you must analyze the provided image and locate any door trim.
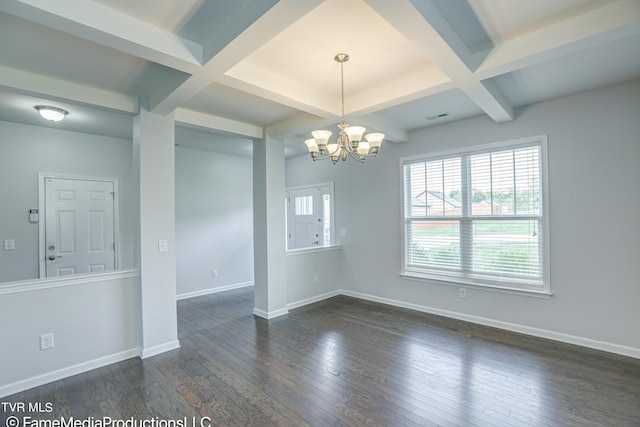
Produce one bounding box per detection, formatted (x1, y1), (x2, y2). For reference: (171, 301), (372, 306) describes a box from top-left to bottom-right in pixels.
(38, 173), (121, 278)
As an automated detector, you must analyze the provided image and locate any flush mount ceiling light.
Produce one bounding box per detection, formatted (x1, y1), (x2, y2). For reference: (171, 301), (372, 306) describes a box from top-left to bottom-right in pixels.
(304, 53), (384, 164)
(34, 105), (69, 122)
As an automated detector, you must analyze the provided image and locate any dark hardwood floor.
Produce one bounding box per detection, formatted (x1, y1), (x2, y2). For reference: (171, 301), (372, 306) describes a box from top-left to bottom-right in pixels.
(3, 287), (640, 426)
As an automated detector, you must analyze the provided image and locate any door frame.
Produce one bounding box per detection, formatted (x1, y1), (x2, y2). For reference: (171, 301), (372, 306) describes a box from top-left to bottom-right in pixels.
(38, 172), (121, 278)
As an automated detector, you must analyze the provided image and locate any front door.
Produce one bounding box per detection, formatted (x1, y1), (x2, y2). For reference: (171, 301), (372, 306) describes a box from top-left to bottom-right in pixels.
(287, 187), (323, 250)
(44, 177), (116, 277)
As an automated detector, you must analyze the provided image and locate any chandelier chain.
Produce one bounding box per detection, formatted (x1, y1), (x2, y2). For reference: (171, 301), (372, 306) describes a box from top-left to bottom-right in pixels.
(340, 59), (345, 122)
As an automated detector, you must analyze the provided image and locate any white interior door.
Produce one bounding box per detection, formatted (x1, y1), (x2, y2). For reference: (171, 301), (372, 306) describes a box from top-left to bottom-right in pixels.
(44, 178), (116, 277)
(287, 187), (323, 250)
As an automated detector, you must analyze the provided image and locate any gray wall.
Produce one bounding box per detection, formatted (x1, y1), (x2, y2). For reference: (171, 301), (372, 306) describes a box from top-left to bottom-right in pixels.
(0, 273), (140, 395)
(0, 120), (134, 283)
(175, 146), (254, 297)
(286, 79), (640, 354)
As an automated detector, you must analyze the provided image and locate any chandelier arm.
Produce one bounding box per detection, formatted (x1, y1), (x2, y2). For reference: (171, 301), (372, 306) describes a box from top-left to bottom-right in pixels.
(347, 149), (365, 163)
(313, 151), (339, 162)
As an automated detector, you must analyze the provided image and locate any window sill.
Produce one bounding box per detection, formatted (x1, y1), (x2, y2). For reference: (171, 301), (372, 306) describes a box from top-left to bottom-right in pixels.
(286, 245), (342, 256)
(400, 271), (552, 299)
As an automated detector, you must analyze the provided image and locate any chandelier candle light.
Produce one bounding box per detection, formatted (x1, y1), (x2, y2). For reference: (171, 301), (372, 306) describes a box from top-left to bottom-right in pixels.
(305, 53), (384, 164)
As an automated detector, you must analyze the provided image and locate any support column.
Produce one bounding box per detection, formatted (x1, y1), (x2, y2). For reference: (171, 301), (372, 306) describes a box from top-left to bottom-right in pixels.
(252, 135), (288, 319)
(133, 106), (180, 357)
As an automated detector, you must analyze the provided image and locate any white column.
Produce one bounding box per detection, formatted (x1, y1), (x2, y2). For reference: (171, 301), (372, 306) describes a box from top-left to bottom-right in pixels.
(252, 135), (288, 318)
(133, 107), (180, 357)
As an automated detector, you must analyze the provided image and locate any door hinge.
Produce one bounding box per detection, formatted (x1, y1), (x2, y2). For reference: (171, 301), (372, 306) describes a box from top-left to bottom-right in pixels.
(110, 192), (116, 199)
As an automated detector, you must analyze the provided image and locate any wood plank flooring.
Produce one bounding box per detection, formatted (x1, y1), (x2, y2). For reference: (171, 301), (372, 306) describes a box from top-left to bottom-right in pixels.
(2, 287), (639, 426)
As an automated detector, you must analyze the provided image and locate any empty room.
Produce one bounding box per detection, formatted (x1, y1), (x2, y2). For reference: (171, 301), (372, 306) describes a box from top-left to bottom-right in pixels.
(1, 1), (639, 425)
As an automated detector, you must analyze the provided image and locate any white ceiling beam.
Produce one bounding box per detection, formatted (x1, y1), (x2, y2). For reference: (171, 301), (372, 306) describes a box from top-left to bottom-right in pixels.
(364, 0), (514, 123)
(460, 79), (513, 123)
(349, 77), (456, 118)
(0, 65), (138, 113)
(408, 0), (478, 72)
(215, 72), (338, 119)
(150, 0), (325, 115)
(175, 108), (262, 139)
(350, 114), (409, 143)
(267, 111), (409, 144)
(201, 0), (278, 63)
(475, 0), (640, 80)
(0, 0), (202, 74)
(267, 112), (335, 140)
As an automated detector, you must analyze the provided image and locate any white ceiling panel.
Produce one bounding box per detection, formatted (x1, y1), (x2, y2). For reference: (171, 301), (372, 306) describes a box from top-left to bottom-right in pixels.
(0, 12), (190, 98)
(489, 33), (640, 108)
(468, 0), (606, 45)
(0, 88), (133, 140)
(226, 0), (439, 116)
(374, 88), (485, 131)
(94, 0), (206, 36)
(183, 83), (298, 127)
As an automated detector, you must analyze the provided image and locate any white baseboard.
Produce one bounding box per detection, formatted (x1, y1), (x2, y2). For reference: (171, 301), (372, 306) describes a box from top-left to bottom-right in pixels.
(4, 286), (636, 399)
(253, 307), (289, 319)
(0, 348), (141, 398)
(287, 290), (341, 310)
(341, 290), (640, 360)
(176, 281), (253, 300)
(141, 340), (181, 359)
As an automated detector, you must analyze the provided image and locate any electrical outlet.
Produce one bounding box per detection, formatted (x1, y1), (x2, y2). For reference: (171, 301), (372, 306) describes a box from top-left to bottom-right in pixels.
(212, 269), (218, 278)
(459, 288), (467, 298)
(40, 333), (54, 350)
(314, 275), (320, 285)
(4, 239), (15, 250)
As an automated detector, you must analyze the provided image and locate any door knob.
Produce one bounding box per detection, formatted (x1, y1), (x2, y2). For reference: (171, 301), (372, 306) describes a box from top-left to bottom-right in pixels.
(48, 255), (62, 261)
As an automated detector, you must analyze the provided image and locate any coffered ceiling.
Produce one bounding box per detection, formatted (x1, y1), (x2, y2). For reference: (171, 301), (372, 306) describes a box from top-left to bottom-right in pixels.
(1, 0), (639, 155)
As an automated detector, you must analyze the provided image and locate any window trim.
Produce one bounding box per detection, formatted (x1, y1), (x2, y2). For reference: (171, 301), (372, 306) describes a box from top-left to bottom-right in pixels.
(400, 135), (551, 295)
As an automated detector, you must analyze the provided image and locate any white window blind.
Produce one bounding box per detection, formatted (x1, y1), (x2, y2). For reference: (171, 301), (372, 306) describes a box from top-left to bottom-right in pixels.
(402, 137), (548, 293)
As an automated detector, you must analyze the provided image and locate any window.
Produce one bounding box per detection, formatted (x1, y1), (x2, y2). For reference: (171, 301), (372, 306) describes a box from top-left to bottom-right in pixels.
(402, 136), (549, 293)
(295, 195), (313, 216)
(286, 183), (334, 250)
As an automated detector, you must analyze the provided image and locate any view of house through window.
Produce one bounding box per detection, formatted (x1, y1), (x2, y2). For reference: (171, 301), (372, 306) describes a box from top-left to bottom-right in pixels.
(402, 136), (548, 293)
(286, 183), (334, 250)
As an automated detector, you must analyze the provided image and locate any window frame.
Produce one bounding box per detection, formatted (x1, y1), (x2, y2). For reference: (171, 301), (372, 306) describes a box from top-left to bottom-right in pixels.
(285, 182), (335, 251)
(400, 135), (551, 295)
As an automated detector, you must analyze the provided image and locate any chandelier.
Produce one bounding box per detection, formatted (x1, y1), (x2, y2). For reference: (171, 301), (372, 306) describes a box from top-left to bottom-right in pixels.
(304, 53), (384, 164)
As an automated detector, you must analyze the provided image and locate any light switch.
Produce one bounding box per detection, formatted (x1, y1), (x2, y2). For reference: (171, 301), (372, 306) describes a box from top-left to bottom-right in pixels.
(4, 239), (15, 251)
(158, 239), (168, 253)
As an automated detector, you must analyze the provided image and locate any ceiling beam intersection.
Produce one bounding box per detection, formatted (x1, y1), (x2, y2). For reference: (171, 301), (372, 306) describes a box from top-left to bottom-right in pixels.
(150, 0), (325, 115)
(364, 0), (514, 123)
